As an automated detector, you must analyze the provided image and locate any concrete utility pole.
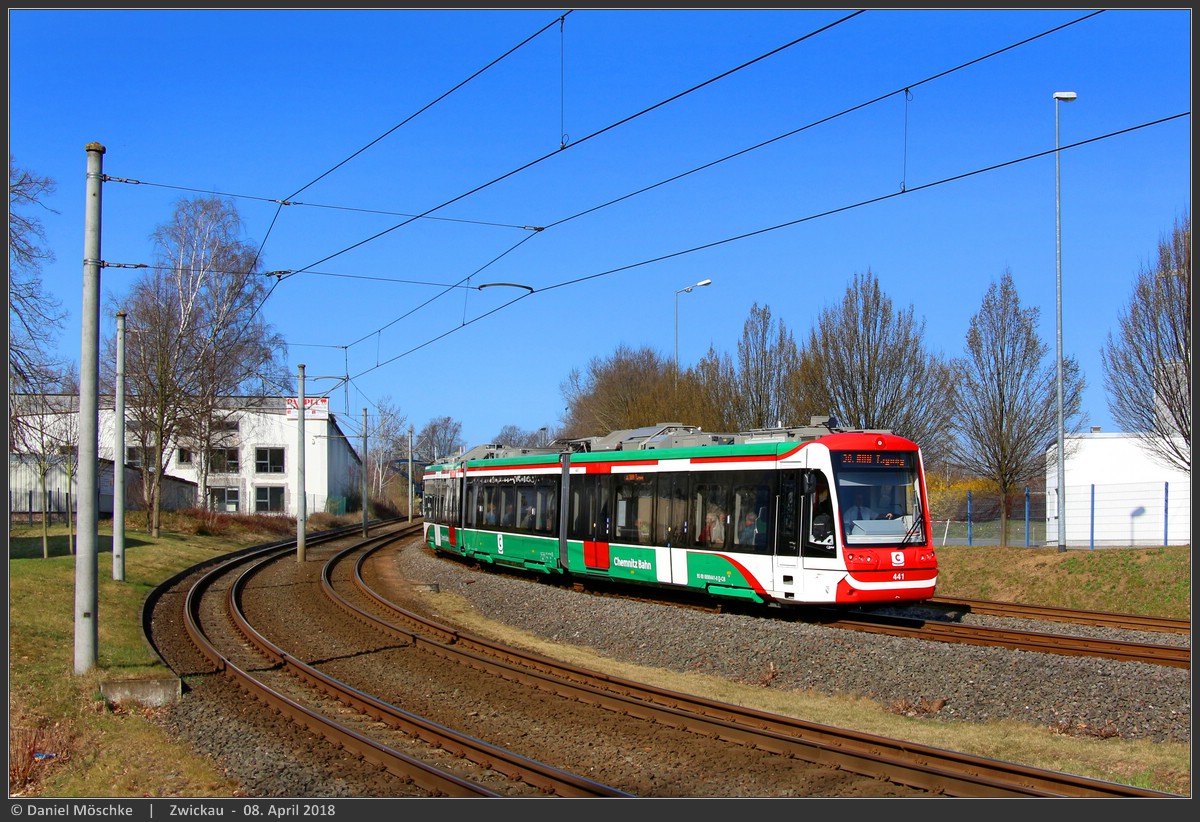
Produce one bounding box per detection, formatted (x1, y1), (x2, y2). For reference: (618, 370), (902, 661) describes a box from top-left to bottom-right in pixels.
(408, 426), (414, 522)
(362, 407), (369, 537)
(113, 310), (126, 581)
(297, 364), (306, 563)
(75, 142), (104, 675)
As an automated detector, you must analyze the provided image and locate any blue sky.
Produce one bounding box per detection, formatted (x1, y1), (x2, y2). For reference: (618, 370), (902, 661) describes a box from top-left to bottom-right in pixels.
(8, 8), (1192, 449)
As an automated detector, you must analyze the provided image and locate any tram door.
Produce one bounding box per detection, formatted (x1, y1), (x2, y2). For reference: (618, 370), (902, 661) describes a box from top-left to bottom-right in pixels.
(775, 471), (801, 571)
(658, 472), (687, 586)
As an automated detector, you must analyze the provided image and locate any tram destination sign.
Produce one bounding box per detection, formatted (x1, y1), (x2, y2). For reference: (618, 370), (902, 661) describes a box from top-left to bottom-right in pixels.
(836, 450), (908, 469)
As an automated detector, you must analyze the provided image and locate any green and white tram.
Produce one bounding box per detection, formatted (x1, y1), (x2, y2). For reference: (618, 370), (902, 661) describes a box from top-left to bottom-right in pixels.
(423, 421), (937, 606)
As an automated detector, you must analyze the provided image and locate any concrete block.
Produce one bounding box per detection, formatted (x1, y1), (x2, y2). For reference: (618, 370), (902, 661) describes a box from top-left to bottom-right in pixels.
(100, 676), (182, 707)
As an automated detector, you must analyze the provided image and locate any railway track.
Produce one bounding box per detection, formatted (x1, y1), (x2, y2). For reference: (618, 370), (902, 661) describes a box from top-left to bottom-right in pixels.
(925, 596), (1191, 634)
(179, 523), (629, 797)
(334, 534), (1177, 798)
(148, 524), (1182, 797)
(820, 608), (1190, 669)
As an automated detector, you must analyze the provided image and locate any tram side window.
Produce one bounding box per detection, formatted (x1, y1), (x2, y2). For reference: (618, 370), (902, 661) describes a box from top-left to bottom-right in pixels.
(424, 484), (439, 523)
(517, 487), (538, 530)
(475, 486), (489, 526)
(614, 473), (654, 545)
(535, 483), (558, 534)
(691, 480), (729, 550)
(732, 476), (771, 553)
(425, 481), (445, 525)
(448, 479), (460, 527)
(479, 486), (502, 526)
(497, 487), (517, 527)
(429, 478), (459, 527)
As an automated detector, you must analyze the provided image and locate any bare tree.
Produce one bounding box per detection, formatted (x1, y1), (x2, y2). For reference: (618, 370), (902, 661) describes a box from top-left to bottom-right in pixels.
(9, 390), (63, 558)
(670, 345), (738, 433)
(492, 424), (555, 448)
(51, 368), (81, 555)
(107, 197), (287, 534)
(731, 303), (798, 430)
(948, 269), (1086, 546)
(1101, 212), (1190, 472)
(9, 157), (66, 448)
(8, 364), (79, 557)
(415, 416), (464, 463)
(366, 396), (409, 498)
(560, 344), (674, 437)
(797, 271), (956, 465)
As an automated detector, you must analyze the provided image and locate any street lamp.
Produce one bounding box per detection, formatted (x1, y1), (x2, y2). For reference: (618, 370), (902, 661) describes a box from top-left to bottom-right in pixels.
(675, 278), (712, 377)
(1053, 90), (1076, 553)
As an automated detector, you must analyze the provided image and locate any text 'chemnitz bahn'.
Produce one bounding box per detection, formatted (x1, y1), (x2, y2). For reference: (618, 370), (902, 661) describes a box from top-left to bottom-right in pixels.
(423, 420), (937, 607)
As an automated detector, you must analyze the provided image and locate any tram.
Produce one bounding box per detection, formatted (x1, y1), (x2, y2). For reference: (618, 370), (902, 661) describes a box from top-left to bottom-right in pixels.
(422, 419), (937, 606)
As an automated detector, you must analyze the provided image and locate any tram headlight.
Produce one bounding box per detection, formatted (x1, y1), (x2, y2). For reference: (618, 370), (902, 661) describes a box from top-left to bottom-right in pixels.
(843, 551), (879, 571)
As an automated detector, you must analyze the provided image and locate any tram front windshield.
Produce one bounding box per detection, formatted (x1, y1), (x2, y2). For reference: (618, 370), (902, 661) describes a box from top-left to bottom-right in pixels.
(831, 450), (924, 544)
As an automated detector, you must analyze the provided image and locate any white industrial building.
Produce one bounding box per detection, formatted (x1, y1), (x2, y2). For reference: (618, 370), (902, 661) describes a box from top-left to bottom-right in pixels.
(9, 394), (362, 519)
(1046, 430), (1190, 548)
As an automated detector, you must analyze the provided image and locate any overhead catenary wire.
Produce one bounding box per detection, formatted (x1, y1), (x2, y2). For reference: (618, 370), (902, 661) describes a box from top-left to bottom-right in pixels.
(348, 112), (1189, 382)
(337, 10), (1130, 368)
(100, 9), (1183, 418)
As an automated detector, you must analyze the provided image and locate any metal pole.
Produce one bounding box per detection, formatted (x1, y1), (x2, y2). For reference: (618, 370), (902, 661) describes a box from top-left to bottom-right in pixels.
(297, 364), (306, 563)
(113, 310), (126, 581)
(674, 289), (680, 378)
(1163, 482), (1169, 547)
(75, 142), (104, 675)
(1053, 92), (1075, 553)
(673, 278), (711, 387)
(362, 407), (369, 537)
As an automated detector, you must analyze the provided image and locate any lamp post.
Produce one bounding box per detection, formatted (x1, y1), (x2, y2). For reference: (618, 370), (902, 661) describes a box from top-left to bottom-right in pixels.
(407, 425), (414, 522)
(1053, 90), (1076, 553)
(674, 278), (712, 378)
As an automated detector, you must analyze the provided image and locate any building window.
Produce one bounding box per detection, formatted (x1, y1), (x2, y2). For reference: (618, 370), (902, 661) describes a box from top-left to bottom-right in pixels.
(255, 447), (285, 474)
(126, 446), (151, 468)
(255, 486), (285, 513)
(209, 447), (239, 474)
(177, 448), (193, 465)
(209, 487), (239, 513)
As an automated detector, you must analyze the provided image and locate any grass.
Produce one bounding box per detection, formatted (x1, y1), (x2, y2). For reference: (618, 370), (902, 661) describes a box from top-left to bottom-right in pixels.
(7, 510), (348, 797)
(6, 516), (1191, 797)
(934, 544), (1190, 618)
